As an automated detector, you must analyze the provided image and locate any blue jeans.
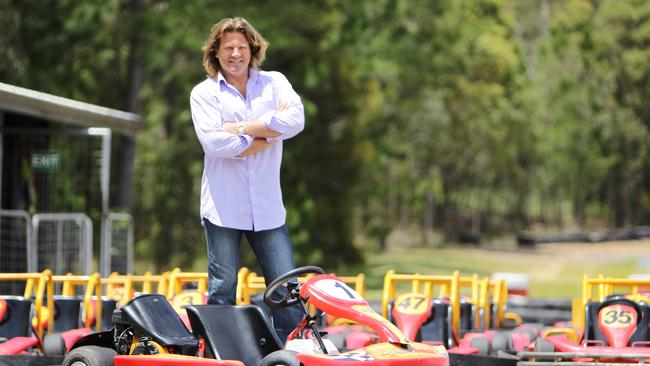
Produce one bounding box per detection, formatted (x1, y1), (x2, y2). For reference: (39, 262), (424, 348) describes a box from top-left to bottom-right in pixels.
(203, 219), (302, 343)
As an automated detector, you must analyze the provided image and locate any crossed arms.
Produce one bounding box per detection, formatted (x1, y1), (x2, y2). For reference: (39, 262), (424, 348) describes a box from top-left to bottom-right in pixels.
(222, 103), (288, 157)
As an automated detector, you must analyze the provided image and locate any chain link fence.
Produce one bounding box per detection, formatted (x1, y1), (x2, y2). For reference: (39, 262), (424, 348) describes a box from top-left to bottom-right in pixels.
(33, 213), (93, 275)
(100, 212), (133, 277)
(0, 209), (34, 294)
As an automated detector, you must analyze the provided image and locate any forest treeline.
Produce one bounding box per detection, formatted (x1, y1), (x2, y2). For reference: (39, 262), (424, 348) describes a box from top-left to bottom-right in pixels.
(1, 0), (648, 271)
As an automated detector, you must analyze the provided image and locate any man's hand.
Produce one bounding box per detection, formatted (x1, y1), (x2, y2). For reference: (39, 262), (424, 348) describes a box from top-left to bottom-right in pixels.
(236, 138), (276, 157)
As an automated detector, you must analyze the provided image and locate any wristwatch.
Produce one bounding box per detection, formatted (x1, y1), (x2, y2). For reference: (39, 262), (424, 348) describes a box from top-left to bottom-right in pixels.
(236, 123), (246, 135)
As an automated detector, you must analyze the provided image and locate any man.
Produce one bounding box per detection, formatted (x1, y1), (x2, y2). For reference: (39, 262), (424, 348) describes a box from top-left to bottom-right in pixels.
(189, 17), (304, 342)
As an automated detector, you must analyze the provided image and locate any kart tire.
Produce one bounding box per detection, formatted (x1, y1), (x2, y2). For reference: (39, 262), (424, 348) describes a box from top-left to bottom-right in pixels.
(534, 338), (555, 352)
(491, 332), (513, 353)
(62, 345), (116, 366)
(259, 350), (300, 366)
(470, 336), (490, 356)
(43, 332), (66, 356)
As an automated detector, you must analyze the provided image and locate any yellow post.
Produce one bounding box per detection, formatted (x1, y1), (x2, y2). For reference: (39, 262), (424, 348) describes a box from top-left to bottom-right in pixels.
(382, 270), (395, 318)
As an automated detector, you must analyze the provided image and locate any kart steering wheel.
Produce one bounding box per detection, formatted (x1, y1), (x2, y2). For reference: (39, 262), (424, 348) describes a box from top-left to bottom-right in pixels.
(597, 295), (643, 325)
(264, 266), (325, 309)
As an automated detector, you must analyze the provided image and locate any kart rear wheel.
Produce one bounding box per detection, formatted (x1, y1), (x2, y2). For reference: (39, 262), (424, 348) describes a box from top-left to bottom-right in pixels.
(491, 332), (513, 353)
(62, 345), (116, 366)
(534, 338), (555, 352)
(43, 332), (66, 356)
(259, 350), (300, 366)
(470, 336), (490, 356)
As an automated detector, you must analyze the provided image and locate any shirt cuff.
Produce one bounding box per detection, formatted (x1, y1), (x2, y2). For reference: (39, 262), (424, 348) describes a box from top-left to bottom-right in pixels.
(233, 134), (254, 158)
(264, 115), (286, 134)
(259, 112), (283, 142)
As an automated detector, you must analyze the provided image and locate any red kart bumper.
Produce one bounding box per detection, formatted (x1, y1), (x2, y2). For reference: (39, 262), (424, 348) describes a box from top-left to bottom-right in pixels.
(115, 354), (243, 366)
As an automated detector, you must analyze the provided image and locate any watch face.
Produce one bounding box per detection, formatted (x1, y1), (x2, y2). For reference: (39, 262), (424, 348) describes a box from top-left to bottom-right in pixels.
(237, 124), (245, 134)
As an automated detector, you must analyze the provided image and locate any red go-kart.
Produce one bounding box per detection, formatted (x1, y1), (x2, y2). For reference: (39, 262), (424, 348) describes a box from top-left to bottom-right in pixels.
(521, 295), (650, 364)
(62, 266), (449, 366)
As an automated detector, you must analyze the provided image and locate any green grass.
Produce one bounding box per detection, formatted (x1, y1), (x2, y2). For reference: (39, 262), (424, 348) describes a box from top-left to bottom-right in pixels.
(170, 235), (650, 302)
(348, 241), (650, 301)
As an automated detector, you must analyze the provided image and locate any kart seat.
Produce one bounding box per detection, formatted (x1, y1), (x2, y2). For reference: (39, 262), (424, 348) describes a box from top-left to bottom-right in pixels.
(119, 294), (198, 355)
(459, 301), (476, 336)
(99, 298), (118, 330)
(0, 296), (33, 339)
(583, 301), (608, 344)
(249, 293), (272, 322)
(185, 304), (282, 366)
(82, 297), (119, 331)
(584, 298), (650, 345)
(630, 302), (650, 343)
(49, 296), (83, 332)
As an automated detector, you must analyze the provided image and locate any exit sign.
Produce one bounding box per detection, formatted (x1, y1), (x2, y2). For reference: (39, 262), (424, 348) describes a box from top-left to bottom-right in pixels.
(32, 151), (60, 172)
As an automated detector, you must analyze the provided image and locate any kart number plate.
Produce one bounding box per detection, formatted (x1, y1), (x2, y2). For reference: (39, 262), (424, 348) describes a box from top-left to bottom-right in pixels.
(600, 304), (636, 328)
(314, 279), (364, 301)
(172, 292), (205, 312)
(395, 293), (429, 315)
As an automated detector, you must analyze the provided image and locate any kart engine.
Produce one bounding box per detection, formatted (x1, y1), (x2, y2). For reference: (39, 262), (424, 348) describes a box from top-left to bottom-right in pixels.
(112, 307), (160, 355)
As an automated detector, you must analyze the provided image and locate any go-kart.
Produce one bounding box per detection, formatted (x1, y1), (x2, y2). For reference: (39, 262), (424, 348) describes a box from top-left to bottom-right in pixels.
(382, 270), (492, 355)
(382, 270), (540, 361)
(40, 273), (114, 355)
(519, 276), (650, 365)
(473, 276), (544, 356)
(236, 267), (372, 351)
(0, 270), (55, 356)
(62, 266), (449, 366)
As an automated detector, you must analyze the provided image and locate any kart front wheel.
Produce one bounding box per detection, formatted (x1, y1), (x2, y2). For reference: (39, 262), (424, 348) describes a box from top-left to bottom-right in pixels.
(62, 345), (116, 366)
(259, 350), (300, 366)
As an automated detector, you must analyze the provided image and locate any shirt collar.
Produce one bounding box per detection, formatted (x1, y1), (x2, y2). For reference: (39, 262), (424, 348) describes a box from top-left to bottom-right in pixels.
(216, 67), (259, 88)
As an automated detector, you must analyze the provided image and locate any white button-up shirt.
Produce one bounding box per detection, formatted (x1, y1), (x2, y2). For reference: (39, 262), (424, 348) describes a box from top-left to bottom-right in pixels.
(190, 68), (304, 231)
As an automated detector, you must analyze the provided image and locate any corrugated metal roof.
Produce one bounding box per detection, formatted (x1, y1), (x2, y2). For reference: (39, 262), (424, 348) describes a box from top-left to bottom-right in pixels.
(0, 82), (142, 136)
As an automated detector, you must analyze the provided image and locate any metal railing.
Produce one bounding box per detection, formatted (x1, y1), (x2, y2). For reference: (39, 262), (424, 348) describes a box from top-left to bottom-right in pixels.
(33, 213), (93, 275)
(100, 212), (134, 277)
(0, 209), (34, 273)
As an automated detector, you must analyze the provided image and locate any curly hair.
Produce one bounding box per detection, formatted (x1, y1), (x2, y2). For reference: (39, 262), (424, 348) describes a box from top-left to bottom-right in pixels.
(202, 17), (269, 78)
